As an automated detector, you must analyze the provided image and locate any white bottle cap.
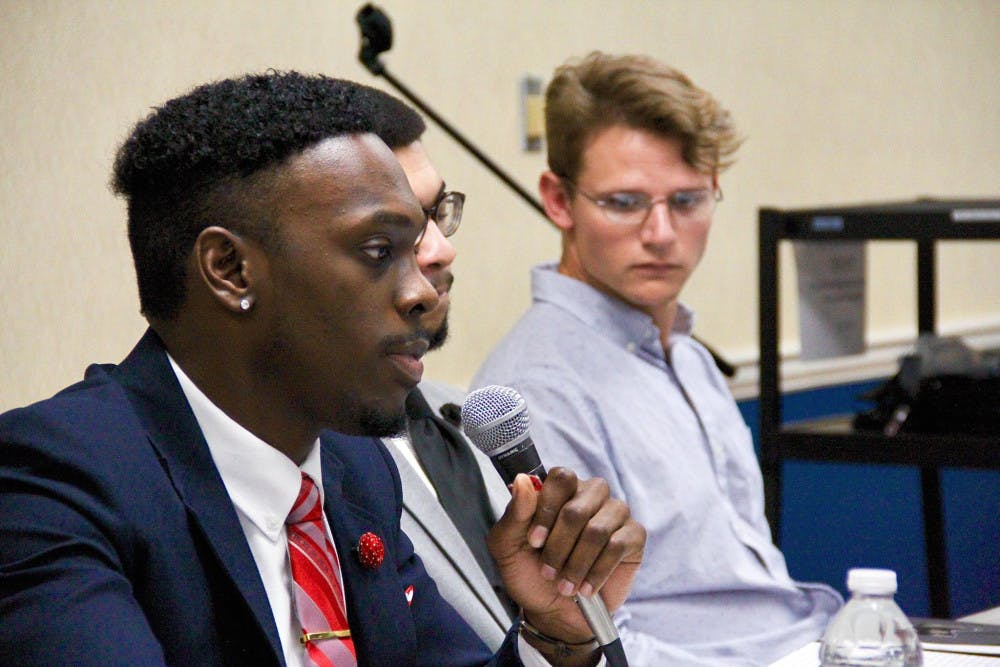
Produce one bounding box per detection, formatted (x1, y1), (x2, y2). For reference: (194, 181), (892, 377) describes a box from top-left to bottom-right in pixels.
(846, 568), (898, 594)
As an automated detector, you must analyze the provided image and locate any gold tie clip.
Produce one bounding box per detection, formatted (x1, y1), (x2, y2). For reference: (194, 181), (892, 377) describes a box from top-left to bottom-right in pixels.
(300, 630), (352, 644)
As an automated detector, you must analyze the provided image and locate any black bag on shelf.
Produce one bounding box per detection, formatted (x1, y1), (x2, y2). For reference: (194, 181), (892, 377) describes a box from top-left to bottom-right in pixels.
(853, 335), (1000, 437)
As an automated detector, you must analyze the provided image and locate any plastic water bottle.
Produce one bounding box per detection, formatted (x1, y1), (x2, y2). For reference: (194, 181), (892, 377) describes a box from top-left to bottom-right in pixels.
(819, 568), (923, 666)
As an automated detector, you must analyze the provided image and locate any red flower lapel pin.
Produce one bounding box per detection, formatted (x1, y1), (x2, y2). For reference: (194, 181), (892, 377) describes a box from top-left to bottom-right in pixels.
(355, 531), (385, 569)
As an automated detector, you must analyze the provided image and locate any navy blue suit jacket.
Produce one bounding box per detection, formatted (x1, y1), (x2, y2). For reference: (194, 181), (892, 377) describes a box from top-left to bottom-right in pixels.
(0, 330), (518, 665)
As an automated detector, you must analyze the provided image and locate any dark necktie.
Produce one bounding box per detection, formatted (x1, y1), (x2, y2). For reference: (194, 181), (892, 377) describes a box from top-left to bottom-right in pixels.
(405, 389), (518, 619)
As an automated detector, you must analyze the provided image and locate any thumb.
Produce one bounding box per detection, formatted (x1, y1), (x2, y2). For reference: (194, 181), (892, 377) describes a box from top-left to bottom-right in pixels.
(505, 473), (539, 526)
(490, 474), (539, 557)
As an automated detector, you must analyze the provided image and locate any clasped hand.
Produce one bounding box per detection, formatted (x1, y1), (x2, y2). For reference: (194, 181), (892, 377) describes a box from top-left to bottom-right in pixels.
(488, 467), (645, 645)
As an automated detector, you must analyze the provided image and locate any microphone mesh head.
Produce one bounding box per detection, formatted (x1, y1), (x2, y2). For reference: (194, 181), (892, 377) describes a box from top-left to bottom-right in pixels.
(461, 385), (530, 454)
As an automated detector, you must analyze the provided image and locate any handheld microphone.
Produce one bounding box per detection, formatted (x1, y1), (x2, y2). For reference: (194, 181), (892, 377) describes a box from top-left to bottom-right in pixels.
(461, 385), (629, 667)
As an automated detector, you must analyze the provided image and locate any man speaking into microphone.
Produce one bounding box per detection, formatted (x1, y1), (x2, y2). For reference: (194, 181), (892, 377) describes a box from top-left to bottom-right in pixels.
(0, 70), (645, 666)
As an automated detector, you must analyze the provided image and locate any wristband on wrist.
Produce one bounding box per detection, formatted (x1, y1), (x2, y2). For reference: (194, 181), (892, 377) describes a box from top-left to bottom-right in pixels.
(518, 612), (599, 658)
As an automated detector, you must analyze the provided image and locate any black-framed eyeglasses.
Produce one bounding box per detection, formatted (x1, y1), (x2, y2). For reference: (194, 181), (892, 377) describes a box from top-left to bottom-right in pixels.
(413, 217), (430, 247)
(562, 178), (722, 227)
(422, 190), (465, 238)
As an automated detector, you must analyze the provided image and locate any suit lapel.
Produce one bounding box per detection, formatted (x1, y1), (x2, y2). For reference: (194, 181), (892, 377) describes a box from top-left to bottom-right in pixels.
(320, 441), (415, 664)
(388, 443), (511, 630)
(116, 330), (284, 662)
(394, 447), (482, 565)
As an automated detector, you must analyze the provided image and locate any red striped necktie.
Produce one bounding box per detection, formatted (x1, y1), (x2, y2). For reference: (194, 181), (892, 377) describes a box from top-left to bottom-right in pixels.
(286, 472), (357, 667)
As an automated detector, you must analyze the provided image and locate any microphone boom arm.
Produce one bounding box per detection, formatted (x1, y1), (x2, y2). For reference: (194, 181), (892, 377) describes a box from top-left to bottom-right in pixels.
(356, 4), (543, 216)
(354, 4), (735, 379)
(374, 68), (545, 217)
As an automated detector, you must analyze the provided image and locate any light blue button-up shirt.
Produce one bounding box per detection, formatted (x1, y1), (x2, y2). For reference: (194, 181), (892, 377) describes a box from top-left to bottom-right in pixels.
(473, 263), (841, 666)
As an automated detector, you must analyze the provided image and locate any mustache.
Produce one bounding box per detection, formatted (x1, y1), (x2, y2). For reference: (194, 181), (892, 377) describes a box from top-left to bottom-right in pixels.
(380, 328), (433, 350)
(424, 269), (453, 293)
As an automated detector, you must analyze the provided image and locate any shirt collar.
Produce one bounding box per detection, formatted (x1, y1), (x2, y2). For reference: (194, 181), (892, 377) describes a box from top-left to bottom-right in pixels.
(167, 355), (324, 541)
(531, 262), (695, 356)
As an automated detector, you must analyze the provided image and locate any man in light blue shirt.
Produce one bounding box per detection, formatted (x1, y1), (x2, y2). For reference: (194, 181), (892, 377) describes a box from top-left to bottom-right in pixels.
(473, 52), (841, 665)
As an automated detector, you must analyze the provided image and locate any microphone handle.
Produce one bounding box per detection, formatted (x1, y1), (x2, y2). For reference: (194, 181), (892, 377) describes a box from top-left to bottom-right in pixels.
(576, 592), (622, 646)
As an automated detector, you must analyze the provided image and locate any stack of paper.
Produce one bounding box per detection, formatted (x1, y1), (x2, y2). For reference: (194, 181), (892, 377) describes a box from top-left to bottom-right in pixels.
(769, 641), (1000, 666)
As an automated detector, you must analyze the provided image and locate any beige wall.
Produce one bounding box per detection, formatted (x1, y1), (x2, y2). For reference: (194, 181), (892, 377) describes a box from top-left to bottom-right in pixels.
(2, 0), (999, 411)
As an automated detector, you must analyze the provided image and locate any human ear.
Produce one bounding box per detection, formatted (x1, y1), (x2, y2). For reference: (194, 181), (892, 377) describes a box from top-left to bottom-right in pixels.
(193, 226), (260, 314)
(538, 171), (575, 232)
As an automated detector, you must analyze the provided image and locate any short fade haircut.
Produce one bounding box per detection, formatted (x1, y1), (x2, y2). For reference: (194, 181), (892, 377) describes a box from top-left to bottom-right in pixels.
(355, 85), (427, 150)
(112, 70), (373, 322)
(544, 51), (742, 182)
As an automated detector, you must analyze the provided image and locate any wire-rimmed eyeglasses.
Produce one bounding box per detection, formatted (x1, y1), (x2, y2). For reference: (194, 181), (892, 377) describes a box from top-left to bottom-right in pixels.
(562, 178), (722, 227)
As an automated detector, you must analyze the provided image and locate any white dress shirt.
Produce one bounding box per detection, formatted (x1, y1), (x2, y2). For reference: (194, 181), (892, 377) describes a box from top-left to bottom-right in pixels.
(170, 356), (335, 667)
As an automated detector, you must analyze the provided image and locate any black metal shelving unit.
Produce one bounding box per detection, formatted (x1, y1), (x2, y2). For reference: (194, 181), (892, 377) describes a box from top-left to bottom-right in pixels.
(758, 198), (1000, 619)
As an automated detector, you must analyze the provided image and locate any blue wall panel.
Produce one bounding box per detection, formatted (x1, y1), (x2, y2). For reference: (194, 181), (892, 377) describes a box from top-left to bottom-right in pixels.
(940, 469), (1000, 615)
(737, 379), (1000, 618)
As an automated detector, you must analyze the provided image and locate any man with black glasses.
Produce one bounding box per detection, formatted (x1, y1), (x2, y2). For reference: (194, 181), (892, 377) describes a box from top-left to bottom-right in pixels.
(354, 85), (517, 649)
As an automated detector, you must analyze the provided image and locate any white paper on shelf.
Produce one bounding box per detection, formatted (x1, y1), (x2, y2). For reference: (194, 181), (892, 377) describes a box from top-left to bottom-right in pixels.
(793, 241), (866, 361)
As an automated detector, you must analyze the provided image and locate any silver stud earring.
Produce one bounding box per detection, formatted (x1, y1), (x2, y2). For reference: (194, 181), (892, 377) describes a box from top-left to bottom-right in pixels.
(239, 297), (253, 311)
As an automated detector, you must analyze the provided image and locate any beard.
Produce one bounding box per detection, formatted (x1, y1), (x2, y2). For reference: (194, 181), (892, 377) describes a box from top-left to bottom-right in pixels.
(427, 316), (449, 351)
(356, 401), (408, 438)
(255, 315), (411, 439)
